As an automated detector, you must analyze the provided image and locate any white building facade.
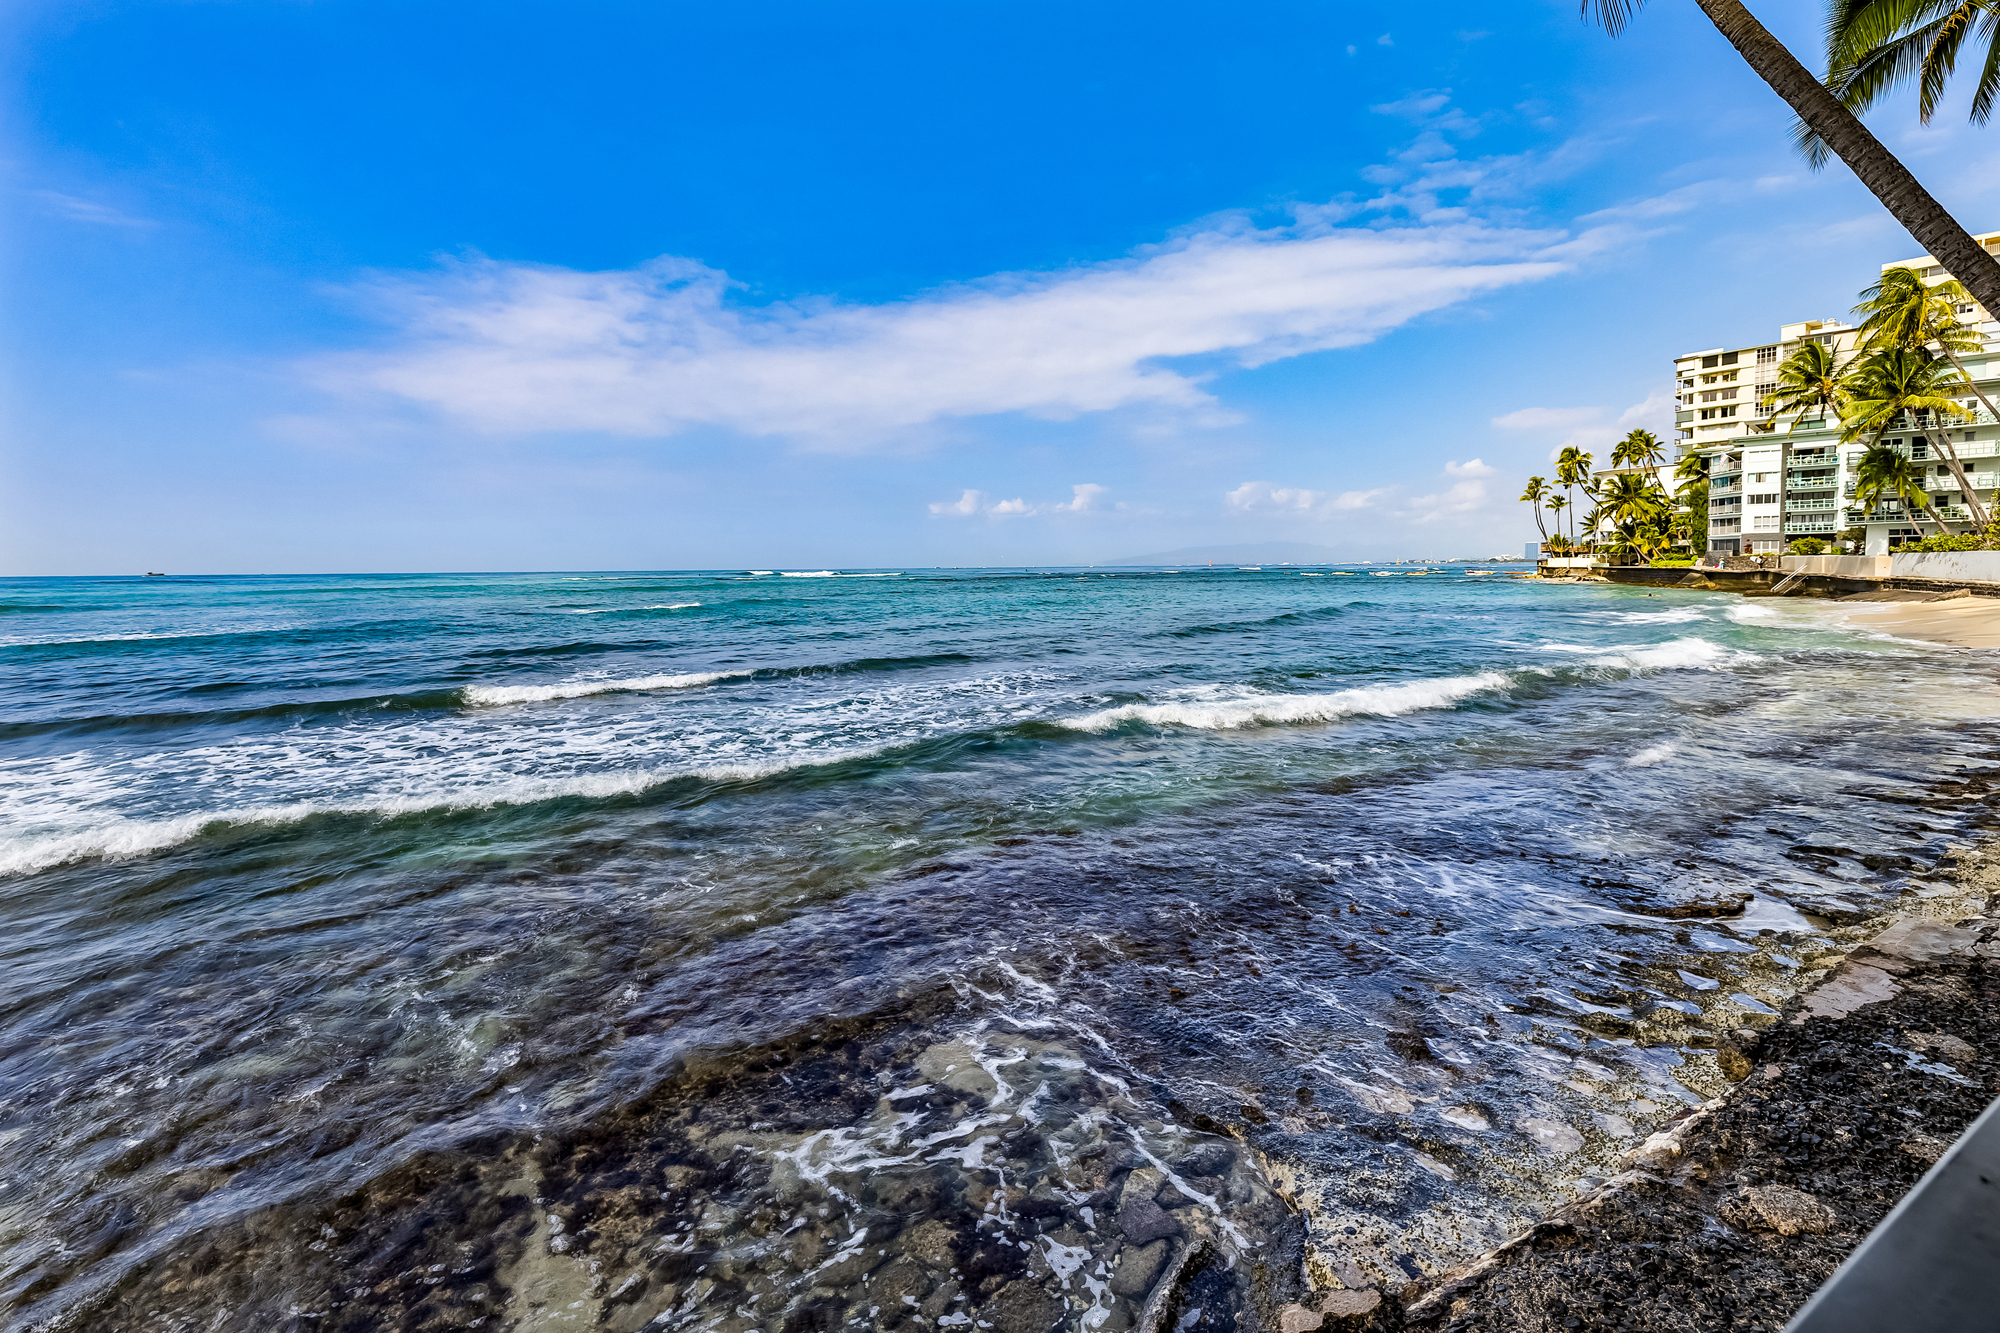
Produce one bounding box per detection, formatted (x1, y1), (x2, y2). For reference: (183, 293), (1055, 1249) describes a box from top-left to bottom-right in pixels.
(1678, 233), (2000, 556)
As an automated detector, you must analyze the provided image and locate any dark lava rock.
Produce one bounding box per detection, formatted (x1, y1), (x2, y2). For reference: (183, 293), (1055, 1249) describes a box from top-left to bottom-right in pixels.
(1401, 907), (2000, 1333)
(982, 1278), (1067, 1333)
(1117, 1193), (1184, 1246)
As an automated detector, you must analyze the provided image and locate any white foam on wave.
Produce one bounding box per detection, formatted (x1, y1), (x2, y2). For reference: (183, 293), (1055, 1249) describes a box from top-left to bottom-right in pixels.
(551, 603), (702, 615)
(463, 669), (744, 706)
(1056, 672), (1508, 732)
(1598, 606), (1709, 625)
(1626, 741), (1677, 768)
(0, 747), (890, 878)
(1541, 636), (1754, 671)
(782, 571), (840, 577)
(1725, 604), (1777, 622)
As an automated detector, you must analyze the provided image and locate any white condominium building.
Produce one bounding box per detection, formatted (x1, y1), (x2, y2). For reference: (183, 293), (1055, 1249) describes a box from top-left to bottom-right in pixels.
(1676, 232), (2000, 556)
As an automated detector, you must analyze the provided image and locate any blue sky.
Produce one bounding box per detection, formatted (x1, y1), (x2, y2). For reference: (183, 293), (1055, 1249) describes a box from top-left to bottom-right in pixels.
(8, 0), (2000, 572)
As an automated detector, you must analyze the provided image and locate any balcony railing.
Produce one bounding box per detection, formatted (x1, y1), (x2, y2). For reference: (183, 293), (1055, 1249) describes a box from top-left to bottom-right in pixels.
(1784, 518), (1838, 534)
(1787, 479), (1838, 493)
(1788, 498), (1839, 511)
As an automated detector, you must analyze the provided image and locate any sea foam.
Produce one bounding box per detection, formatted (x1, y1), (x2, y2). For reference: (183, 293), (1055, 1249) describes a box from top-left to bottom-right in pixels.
(1055, 673), (1508, 732)
(0, 747), (891, 877)
(463, 669), (743, 706)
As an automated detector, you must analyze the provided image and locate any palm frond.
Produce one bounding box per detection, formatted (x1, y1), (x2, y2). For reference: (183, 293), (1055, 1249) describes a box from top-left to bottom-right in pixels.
(1583, 0), (1646, 37)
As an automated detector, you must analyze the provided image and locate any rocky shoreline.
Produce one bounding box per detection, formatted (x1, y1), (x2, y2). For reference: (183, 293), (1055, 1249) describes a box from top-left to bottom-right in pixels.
(1273, 857), (2000, 1333)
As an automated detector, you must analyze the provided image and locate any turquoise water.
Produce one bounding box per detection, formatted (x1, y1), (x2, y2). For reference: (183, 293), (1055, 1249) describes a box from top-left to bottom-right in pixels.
(3, 567), (1996, 1330)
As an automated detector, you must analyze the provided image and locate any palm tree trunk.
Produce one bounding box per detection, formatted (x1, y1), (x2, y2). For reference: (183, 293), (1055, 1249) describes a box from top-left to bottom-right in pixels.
(1930, 344), (1995, 525)
(1695, 0), (2000, 318)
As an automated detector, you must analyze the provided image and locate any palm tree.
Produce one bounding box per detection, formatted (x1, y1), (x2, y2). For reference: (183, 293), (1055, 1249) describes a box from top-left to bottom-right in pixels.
(1599, 471), (1671, 562)
(1546, 495), (1570, 552)
(1764, 338), (1862, 545)
(1674, 450), (1711, 552)
(1584, 1), (2000, 318)
(1766, 339), (1853, 423)
(1842, 348), (1973, 531)
(1816, 1), (2000, 150)
(1610, 429), (1663, 469)
(1555, 447), (1594, 549)
(1853, 264), (1992, 522)
(1852, 439), (1955, 538)
(1520, 476), (1552, 547)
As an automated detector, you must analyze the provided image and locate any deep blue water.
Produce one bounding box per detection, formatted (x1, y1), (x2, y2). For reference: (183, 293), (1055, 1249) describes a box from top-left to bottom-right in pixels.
(3, 567), (1995, 1331)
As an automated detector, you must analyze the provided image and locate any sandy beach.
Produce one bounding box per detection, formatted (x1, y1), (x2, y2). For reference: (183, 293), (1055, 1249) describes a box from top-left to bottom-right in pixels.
(1835, 594), (2000, 649)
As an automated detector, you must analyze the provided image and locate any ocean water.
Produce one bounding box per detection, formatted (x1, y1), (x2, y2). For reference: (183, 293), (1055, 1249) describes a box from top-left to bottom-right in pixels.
(3, 567), (1997, 1331)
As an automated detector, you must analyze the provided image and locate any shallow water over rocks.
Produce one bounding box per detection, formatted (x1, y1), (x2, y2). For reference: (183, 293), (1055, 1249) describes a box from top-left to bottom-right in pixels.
(6, 569), (2000, 1330)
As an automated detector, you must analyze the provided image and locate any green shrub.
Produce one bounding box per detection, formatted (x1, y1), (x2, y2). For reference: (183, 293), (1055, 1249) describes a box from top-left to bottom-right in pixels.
(1786, 538), (1829, 555)
(1900, 530), (2000, 552)
(1647, 556), (1697, 566)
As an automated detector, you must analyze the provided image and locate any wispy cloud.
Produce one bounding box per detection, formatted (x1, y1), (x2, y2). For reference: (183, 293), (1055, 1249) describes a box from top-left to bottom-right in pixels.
(317, 215), (1572, 443)
(1493, 393), (1672, 460)
(1225, 481), (1384, 514)
(1404, 459), (1496, 522)
(33, 190), (154, 228)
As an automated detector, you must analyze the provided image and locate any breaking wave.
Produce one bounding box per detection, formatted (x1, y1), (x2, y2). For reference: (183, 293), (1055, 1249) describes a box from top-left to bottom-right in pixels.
(463, 670), (745, 706)
(1055, 672), (1508, 732)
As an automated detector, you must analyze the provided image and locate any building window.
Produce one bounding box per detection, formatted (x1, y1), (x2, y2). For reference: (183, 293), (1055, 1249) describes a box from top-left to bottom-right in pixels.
(1700, 391), (1719, 403)
(1755, 346), (1778, 364)
(1703, 355), (1720, 368)
(1924, 265), (1944, 277)
(1721, 351), (1739, 365)
(1748, 493), (1779, 504)
(1721, 388), (1737, 400)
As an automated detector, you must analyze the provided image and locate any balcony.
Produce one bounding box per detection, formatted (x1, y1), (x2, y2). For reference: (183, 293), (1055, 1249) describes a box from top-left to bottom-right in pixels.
(1788, 498), (1839, 512)
(1787, 479), (1838, 493)
(1784, 517), (1838, 534)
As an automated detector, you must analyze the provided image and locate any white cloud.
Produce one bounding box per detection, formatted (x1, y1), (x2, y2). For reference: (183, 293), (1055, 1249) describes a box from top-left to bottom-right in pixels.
(1226, 481), (1386, 514)
(929, 488), (985, 515)
(931, 483), (1109, 518)
(317, 218), (1571, 443)
(1402, 458), (1507, 523)
(1055, 482), (1109, 513)
(1494, 393), (1670, 461)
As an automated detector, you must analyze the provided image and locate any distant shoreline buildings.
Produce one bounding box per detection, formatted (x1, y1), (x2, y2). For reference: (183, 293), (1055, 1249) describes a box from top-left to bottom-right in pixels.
(1675, 232), (2000, 556)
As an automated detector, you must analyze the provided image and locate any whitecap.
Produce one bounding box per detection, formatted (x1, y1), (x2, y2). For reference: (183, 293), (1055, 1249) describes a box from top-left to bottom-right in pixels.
(463, 670), (744, 706)
(1600, 606), (1708, 624)
(780, 571), (840, 577)
(0, 747), (890, 878)
(1055, 673), (1508, 732)
(1626, 742), (1676, 767)
(1725, 604), (1777, 622)
(1540, 637), (1754, 671)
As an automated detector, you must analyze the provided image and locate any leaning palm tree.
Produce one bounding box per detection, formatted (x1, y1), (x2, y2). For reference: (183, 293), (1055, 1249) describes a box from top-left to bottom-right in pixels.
(1852, 439), (1955, 537)
(1520, 476), (1553, 547)
(1853, 264), (1993, 522)
(1584, 1), (2000, 317)
(1842, 348), (1973, 531)
(1816, 1), (2000, 155)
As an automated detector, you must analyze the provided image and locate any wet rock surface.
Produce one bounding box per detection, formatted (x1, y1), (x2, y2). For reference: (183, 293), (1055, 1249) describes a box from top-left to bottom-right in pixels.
(1384, 903), (2000, 1332)
(56, 1002), (1307, 1332)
